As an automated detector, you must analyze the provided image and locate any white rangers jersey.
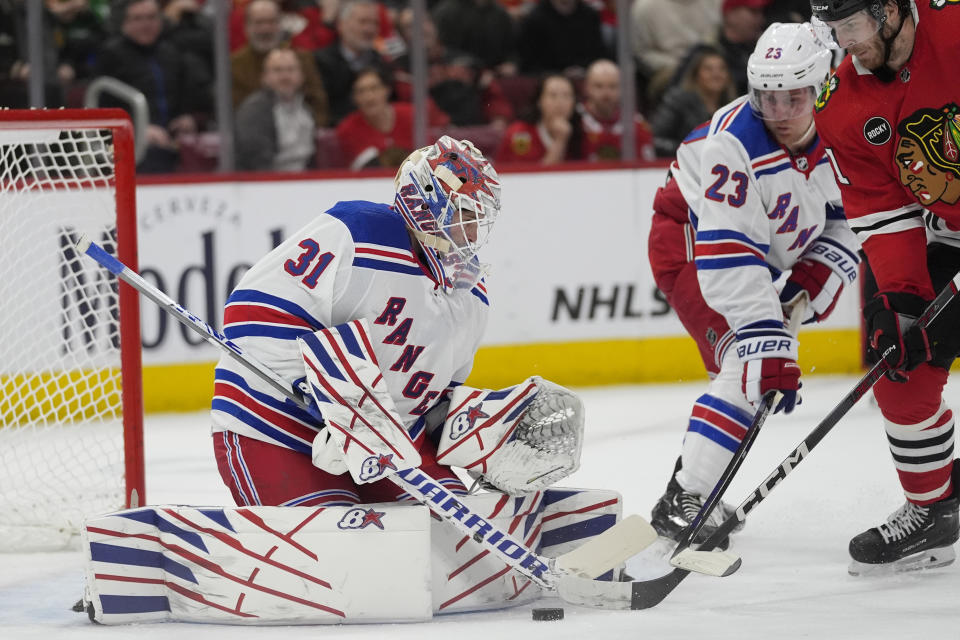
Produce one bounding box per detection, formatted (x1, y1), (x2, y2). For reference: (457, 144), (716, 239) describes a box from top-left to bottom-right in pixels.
(211, 200), (489, 455)
(671, 96), (859, 334)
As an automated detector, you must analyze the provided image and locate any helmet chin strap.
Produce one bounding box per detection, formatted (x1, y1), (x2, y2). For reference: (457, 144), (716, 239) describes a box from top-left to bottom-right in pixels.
(791, 119), (817, 151)
(871, 9), (908, 83)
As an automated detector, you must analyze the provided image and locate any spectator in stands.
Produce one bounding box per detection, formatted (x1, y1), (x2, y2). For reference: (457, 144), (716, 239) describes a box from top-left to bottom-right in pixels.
(232, 0), (329, 126)
(160, 0), (214, 76)
(235, 47), (317, 171)
(228, 0), (337, 53)
(48, 0), (107, 87)
(432, 0), (517, 76)
(336, 66), (445, 170)
(651, 45), (735, 157)
(94, 0), (211, 173)
(578, 58), (655, 162)
(314, 0), (390, 125)
(392, 7), (512, 128)
(630, 0), (722, 107)
(2, 0), (107, 107)
(516, 0), (608, 75)
(496, 73), (582, 165)
(712, 0), (768, 94)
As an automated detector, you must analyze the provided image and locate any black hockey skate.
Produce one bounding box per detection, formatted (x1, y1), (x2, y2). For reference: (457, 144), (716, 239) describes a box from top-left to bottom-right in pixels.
(650, 472), (735, 551)
(849, 462), (960, 576)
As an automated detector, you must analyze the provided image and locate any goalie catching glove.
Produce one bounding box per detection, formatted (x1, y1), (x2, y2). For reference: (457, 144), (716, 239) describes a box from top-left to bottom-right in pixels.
(435, 377), (585, 495)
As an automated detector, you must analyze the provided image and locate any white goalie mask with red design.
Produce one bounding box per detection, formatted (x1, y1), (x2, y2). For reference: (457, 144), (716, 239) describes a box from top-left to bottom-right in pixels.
(394, 137), (502, 291)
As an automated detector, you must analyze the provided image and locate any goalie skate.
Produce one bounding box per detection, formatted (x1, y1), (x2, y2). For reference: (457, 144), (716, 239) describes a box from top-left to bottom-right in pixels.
(848, 466), (959, 577)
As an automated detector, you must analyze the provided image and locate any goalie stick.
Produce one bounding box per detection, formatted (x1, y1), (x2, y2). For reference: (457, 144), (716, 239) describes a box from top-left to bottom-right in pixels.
(560, 272), (960, 609)
(77, 236), (677, 600)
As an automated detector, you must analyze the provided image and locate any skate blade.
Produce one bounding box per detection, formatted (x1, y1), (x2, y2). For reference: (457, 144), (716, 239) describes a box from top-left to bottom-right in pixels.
(848, 544), (957, 577)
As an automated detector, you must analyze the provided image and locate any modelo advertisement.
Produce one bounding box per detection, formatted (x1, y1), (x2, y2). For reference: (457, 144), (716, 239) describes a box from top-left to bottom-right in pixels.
(134, 168), (860, 367)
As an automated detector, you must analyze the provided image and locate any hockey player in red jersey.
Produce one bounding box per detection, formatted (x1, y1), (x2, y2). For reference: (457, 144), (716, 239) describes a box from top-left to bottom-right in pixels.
(647, 23), (860, 549)
(811, 0), (960, 574)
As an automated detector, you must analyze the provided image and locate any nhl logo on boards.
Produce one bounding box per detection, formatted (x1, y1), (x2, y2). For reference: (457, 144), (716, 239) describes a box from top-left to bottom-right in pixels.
(863, 117), (892, 145)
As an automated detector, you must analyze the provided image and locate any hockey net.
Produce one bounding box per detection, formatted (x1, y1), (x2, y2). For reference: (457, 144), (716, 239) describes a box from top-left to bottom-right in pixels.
(0, 109), (143, 551)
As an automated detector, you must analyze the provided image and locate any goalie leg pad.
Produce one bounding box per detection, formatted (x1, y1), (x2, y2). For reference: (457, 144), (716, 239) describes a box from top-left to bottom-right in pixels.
(81, 488), (626, 624)
(82, 504), (433, 625)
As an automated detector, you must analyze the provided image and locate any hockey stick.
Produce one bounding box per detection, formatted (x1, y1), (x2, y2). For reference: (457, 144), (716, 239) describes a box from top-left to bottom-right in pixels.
(76, 236), (662, 595)
(670, 297), (807, 576)
(560, 272), (960, 609)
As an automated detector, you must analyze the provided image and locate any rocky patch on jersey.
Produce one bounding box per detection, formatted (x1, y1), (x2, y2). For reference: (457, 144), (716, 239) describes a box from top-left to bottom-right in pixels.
(814, 74), (838, 112)
(863, 116), (892, 145)
(895, 103), (960, 206)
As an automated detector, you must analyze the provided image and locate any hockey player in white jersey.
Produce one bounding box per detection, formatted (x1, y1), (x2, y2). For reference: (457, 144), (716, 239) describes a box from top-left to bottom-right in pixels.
(210, 136), (501, 507)
(646, 23), (860, 547)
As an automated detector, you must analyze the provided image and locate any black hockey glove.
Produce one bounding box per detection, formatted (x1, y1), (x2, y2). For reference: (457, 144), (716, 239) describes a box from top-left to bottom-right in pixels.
(863, 292), (932, 382)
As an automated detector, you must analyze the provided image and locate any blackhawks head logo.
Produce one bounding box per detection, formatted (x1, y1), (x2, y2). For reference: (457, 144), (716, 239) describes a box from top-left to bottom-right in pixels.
(895, 103), (960, 206)
(814, 74), (838, 112)
(930, 0), (960, 10)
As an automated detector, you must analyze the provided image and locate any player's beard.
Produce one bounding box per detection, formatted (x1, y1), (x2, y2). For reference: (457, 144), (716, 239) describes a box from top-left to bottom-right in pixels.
(868, 12), (907, 83)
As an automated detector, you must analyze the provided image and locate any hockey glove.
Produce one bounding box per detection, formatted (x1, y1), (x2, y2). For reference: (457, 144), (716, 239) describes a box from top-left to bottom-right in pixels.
(863, 292), (932, 382)
(780, 259), (844, 324)
(741, 357), (801, 414)
(737, 327), (801, 414)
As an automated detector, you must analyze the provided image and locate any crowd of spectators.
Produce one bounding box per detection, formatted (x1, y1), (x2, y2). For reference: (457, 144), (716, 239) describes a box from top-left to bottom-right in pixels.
(0, 0), (811, 173)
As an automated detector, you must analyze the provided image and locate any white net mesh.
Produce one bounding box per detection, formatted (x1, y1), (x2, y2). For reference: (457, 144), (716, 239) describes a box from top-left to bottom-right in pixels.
(0, 122), (132, 551)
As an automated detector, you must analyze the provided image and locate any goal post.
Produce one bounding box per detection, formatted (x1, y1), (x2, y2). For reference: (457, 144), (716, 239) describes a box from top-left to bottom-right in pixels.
(0, 108), (144, 551)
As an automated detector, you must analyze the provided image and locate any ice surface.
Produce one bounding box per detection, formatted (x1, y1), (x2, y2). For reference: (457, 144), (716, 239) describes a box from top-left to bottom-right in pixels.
(2, 375), (958, 639)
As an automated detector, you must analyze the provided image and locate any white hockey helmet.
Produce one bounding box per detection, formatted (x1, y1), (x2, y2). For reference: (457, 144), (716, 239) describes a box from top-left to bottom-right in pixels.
(394, 136), (501, 290)
(747, 22), (832, 121)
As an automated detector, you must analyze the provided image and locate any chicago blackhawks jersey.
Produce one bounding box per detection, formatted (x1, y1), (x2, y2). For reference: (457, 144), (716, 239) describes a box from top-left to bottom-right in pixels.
(671, 95), (859, 333)
(813, 1), (960, 298)
(210, 201), (489, 455)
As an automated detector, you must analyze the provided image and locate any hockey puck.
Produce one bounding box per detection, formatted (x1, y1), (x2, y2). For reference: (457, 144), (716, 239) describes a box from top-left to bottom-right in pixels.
(531, 607), (564, 621)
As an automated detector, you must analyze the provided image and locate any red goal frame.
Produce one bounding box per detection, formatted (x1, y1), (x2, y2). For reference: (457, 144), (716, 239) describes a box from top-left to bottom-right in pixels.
(0, 108), (145, 509)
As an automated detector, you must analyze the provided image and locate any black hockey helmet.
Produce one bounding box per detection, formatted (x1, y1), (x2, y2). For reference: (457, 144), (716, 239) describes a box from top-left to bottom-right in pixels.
(809, 0), (885, 23)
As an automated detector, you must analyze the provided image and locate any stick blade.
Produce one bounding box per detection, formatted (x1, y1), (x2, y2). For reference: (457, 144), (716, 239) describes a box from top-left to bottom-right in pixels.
(556, 574), (634, 610)
(669, 547), (742, 577)
(554, 514), (659, 579)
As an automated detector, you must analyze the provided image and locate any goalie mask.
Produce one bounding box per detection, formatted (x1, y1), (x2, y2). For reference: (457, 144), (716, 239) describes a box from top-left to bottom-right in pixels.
(747, 22), (832, 122)
(394, 137), (502, 291)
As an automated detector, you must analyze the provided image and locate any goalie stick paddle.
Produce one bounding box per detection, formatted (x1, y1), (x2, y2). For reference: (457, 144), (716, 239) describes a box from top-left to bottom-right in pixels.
(562, 272), (960, 609)
(76, 236), (659, 596)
